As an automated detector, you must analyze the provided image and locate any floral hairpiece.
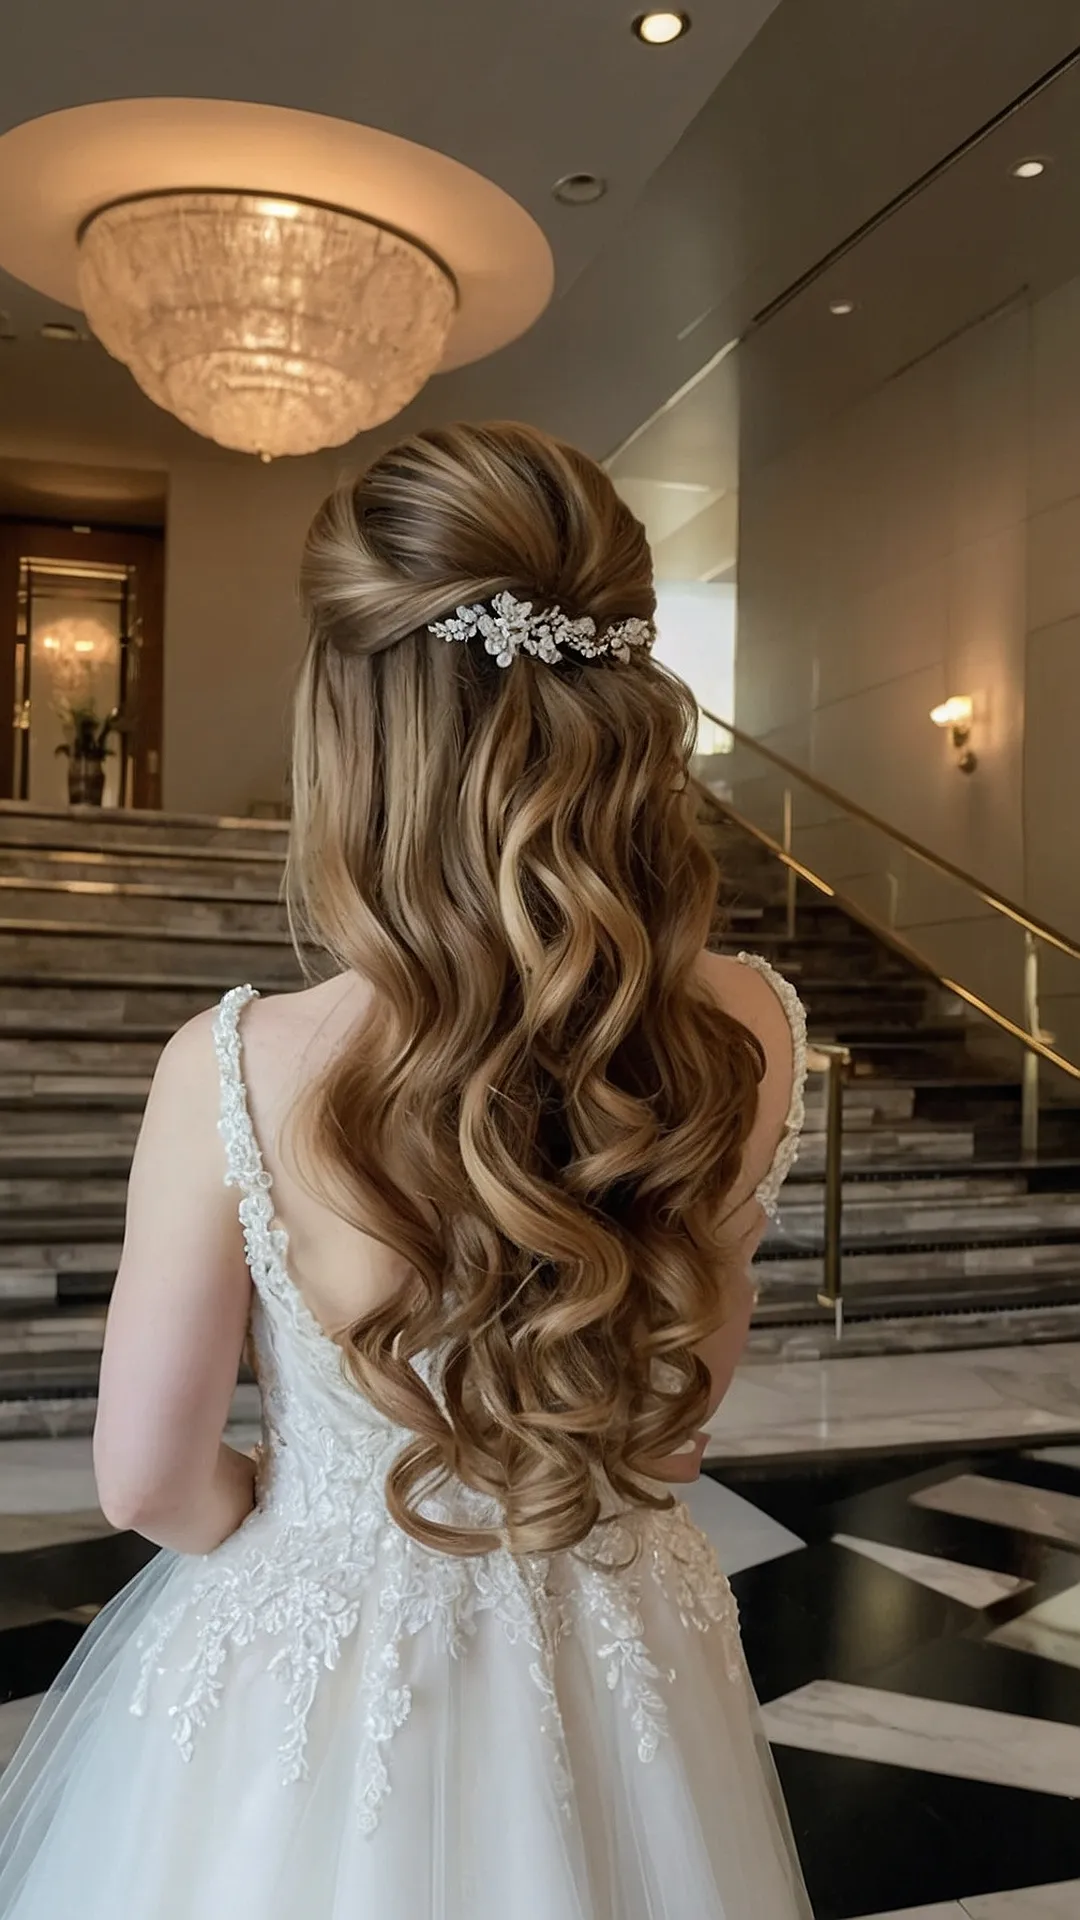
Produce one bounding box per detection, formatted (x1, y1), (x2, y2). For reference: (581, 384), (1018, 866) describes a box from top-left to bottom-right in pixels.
(429, 590), (653, 669)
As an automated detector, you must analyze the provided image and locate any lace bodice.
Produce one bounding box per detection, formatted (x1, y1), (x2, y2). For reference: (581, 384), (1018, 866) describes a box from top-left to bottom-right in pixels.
(130, 970), (806, 1833)
(736, 951), (808, 1213)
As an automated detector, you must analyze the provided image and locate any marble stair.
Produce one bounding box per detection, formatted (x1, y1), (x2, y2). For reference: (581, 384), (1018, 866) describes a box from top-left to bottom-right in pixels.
(713, 818), (1080, 1359)
(2, 796), (1080, 1432)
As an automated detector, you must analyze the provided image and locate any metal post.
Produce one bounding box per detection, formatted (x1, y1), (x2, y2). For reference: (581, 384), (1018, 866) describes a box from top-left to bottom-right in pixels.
(811, 1043), (850, 1339)
(1022, 930), (1040, 1160)
(782, 787), (796, 941)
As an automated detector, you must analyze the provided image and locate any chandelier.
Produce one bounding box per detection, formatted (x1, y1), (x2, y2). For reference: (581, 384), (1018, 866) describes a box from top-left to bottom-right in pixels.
(75, 191), (458, 459)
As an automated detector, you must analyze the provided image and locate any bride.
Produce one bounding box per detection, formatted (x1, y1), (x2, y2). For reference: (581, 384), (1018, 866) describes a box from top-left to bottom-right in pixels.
(0, 420), (812, 1917)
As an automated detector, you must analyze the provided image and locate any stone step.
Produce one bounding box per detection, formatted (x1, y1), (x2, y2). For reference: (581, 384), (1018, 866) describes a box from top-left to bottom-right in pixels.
(768, 1191), (1080, 1248)
(0, 1036), (163, 1075)
(0, 1308), (106, 1358)
(745, 1300), (1080, 1363)
(0, 927), (304, 984)
(796, 1124), (975, 1168)
(0, 803), (289, 856)
(757, 1238), (1080, 1290)
(0, 850), (286, 894)
(0, 881), (289, 937)
(0, 1378), (262, 1440)
(0, 1240), (119, 1307)
(0, 1175), (129, 1213)
(0, 1074), (151, 1107)
(802, 1084), (915, 1130)
(0, 1110), (142, 1143)
(0, 980), (282, 1027)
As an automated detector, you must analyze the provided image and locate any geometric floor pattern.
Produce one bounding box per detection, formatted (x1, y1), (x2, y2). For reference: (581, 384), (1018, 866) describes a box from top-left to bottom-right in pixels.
(4, 1437), (1080, 1916)
(719, 1445), (1080, 1918)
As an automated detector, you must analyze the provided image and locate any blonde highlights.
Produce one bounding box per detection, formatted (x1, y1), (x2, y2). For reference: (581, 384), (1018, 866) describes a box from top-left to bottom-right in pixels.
(289, 422), (761, 1556)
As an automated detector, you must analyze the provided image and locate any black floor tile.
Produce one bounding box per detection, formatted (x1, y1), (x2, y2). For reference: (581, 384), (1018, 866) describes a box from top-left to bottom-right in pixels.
(776, 1747), (1080, 1920)
(734, 1538), (970, 1702)
(872, 1632), (1080, 1731)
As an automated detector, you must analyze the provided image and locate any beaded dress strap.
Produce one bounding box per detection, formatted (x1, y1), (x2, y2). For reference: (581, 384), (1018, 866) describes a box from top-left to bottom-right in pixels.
(734, 953), (808, 1212)
(211, 983), (267, 1198)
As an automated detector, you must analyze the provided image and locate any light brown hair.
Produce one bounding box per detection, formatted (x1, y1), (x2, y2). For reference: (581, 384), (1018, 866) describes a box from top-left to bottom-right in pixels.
(288, 421), (761, 1555)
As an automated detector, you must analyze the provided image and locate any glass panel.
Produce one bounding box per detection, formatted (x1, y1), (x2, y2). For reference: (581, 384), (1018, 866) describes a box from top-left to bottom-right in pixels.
(695, 718), (1080, 1136)
(24, 560), (128, 809)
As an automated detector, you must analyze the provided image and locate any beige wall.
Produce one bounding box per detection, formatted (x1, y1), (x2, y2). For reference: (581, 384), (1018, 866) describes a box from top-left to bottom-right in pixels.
(0, 413), (335, 818)
(734, 274), (1080, 1046)
(162, 454), (335, 817)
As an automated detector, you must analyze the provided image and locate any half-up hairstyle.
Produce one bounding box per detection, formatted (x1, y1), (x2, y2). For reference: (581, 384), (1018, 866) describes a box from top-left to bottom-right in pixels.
(288, 421), (762, 1557)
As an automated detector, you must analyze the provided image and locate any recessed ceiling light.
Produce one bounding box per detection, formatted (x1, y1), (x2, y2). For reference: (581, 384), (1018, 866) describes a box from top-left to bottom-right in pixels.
(828, 298), (857, 316)
(40, 320), (81, 341)
(552, 173), (608, 206)
(633, 11), (691, 44)
(1011, 158), (1046, 179)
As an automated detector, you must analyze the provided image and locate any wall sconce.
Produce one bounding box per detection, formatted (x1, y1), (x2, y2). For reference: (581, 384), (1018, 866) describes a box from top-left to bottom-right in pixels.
(930, 694), (977, 773)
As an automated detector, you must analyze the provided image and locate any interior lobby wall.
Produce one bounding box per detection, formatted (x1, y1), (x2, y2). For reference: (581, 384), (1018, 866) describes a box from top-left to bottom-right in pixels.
(0, 414), (336, 818)
(735, 270), (1080, 1040)
(162, 454), (336, 817)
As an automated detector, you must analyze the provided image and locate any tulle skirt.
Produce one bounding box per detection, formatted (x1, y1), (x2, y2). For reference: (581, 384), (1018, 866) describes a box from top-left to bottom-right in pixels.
(0, 1517), (812, 1919)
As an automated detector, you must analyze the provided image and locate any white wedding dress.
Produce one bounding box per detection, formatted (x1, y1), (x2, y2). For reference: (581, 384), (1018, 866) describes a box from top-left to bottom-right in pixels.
(0, 969), (812, 1919)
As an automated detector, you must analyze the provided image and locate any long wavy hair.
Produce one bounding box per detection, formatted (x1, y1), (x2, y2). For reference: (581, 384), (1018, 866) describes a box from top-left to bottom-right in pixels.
(288, 421), (762, 1557)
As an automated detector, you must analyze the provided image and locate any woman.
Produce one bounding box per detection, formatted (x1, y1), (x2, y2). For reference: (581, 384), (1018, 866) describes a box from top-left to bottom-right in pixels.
(0, 422), (811, 1917)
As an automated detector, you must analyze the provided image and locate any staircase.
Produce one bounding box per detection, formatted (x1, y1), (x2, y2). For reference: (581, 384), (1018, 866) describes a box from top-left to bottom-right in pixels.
(0, 803), (298, 1437)
(714, 813), (1080, 1360)
(2, 799), (1079, 1436)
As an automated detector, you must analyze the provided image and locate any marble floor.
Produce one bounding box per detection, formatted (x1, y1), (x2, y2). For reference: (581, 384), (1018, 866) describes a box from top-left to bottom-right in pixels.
(706, 1342), (1080, 1463)
(5, 1364), (1080, 1915)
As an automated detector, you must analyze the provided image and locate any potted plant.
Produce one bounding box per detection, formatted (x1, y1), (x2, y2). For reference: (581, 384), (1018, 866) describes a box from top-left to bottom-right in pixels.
(55, 701), (124, 807)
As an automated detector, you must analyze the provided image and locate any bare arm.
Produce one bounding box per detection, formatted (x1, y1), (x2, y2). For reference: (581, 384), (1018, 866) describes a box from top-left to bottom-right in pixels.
(93, 1013), (256, 1554)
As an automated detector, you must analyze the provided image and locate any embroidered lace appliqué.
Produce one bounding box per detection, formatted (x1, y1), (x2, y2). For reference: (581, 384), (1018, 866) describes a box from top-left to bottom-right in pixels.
(129, 984), (748, 1833)
(734, 952), (808, 1215)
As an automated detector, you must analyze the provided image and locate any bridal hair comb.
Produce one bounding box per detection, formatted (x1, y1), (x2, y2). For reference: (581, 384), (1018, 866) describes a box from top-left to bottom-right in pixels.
(430, 591), (653, 670)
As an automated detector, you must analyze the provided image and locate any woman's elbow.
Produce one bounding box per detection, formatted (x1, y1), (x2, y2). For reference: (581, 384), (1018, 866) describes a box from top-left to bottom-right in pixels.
(93, 1434), (177, 1535)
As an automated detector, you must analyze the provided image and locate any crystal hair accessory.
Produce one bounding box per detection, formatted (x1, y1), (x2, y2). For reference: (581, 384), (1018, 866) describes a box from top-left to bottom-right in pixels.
(429, 590), (653, 669)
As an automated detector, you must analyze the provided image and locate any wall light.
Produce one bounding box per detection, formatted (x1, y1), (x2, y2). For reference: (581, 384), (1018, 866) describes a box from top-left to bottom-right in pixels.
(930, 694), (977, 772)
(73, 637), (96, 654)
(829, 298), (857, 316)
(1011, 158), (1046, 179)
(633, 12), (691, 44)
(42, 635), (59, 652)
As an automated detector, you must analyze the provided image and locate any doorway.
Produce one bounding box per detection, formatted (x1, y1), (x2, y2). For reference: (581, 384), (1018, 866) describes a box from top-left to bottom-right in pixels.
(1, 522), (164, 810)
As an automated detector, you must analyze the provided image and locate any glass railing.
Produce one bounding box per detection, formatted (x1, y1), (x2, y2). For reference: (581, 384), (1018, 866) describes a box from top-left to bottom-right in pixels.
(694, 710), (1080, 1331)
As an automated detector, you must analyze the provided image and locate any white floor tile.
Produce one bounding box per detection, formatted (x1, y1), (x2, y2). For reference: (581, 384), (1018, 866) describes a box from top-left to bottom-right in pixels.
(707, 1344), (1080, 1461)
(833, 1534), (1032, 1609)
(851, 1906), (965, 1919)
(913, 1474), (1080, 1548)
(991, 1581), (1080, 1671)
(963, 1882), (1080, 1916)
(761, 1680), (1080, 1796)
(1027, 1446), (1080, 1472)
(682, 1476), (803, 1575)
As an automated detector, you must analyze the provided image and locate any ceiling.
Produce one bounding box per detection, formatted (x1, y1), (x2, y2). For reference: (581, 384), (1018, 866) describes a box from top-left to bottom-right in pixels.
(737, 46), (1080, 475)
(1, 0), (1079, 535)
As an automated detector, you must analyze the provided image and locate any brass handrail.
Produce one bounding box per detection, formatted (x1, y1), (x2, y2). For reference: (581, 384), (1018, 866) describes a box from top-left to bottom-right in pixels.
(700, 781), (1080, 1341)
(706, 791), (1080, 1084)
(699, 707), (1080, 964)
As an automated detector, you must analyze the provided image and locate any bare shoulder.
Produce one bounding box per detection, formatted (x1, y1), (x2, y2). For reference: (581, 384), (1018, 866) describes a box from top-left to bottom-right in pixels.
(694, 950), (795, 1080)
(243, 973), (370, 1053)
